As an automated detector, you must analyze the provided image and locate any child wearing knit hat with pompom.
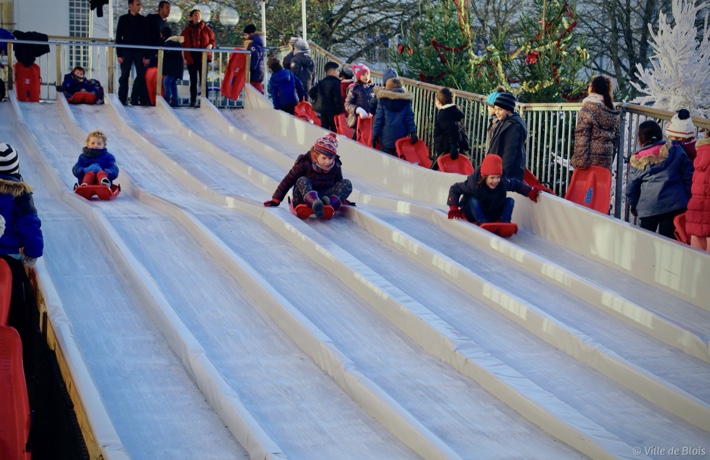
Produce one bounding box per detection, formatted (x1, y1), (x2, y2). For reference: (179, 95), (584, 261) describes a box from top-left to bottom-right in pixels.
(344, 63), (377, 139)
(264, 133), (353, 219)
(446, 154), (542, 224)
(665, 109), (698, 161)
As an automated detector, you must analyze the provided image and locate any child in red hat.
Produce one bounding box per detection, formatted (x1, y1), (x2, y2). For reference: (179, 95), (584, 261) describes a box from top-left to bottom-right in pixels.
(264, 133), (352, 218)
(447, 154), (541, 224)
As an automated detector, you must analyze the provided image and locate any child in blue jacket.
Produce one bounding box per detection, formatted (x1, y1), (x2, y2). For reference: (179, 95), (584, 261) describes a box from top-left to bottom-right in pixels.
(447, 154), (541, 224)
(372, 78), (417, 155)
(0, 142), (43, 375)
(267, 58), (304, 115)
(72, 130), (119, 187)
(62, 66), (101, 101)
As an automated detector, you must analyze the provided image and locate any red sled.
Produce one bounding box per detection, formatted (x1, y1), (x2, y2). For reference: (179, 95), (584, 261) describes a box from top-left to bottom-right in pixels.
(437, 153), (474, 175)
(14, 63), (41, 102)
(66, 92), (97, 105)
(480, 222), (518, 237)
(395, 138), (432, 168)
(145, 67), (164, 106)
(524, 168), (555, 194)
(221, 51), (247, 100)
(356, 116), (374, 147)
(294, 101), (321, 126)
(74, 183), (121, 200)
(673, 212), (689, 244)
(564, 165), (611, 214)
(334, 113), (354, 139)
(289, 198), (334, 220)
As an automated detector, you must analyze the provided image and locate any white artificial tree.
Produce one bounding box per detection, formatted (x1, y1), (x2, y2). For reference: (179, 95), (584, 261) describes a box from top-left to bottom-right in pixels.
(631, 0), (710, 118)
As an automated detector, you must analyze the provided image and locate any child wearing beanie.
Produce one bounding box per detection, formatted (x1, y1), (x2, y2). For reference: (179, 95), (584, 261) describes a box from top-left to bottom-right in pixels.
(344, 63), (377, 138)
(264, 133), (353, 218)
(665, 109), (698, 161)
(433, 87), (469, 161)
(447, 154), (542, 224)
(485, 86), (507, 152)
(488, 91), (527, 181)
(0, 142), (44, 373)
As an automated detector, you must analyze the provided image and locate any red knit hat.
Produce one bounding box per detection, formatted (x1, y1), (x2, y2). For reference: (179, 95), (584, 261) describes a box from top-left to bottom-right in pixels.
(351, 63), (370, 81)
(313, 132), (338, 158)
(480, 154), (503, 176)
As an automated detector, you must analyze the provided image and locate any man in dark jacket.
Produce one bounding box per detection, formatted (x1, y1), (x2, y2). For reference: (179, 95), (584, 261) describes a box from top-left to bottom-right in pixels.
(309, 61), (343, 132)
(488, 91), (527, 181)
(145, 1), (171, 63)
(116, 0), (150, 105)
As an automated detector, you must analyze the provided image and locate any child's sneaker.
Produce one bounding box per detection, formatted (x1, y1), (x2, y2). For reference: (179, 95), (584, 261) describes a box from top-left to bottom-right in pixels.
(80, 182), (88, 187)
(100, 177), (110, 186)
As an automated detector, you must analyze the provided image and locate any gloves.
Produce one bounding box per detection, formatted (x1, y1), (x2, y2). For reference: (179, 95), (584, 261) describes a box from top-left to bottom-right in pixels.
(371, 136), (380, 148)
(356, 107), (368, 118)
(528, 186), (542, 202)
(448, 205), (464, 220)
(410, 133), (418, 144)
(630, 206), (637, 217)
(85, 163), (101, 173)
(263, 198), (280, 207)
(21, 255), (37, 268)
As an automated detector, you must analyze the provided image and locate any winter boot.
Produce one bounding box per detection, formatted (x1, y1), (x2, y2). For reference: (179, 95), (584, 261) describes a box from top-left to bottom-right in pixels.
(321, 196), (330, 205)
(97, 170), (110, 186)
(304, 190), (324, 219)
(328, 195), (341, 211)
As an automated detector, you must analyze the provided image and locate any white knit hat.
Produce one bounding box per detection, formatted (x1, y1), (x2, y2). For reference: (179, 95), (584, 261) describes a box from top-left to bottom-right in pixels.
(665, 109), (696, 139)
(0, 143), (20, 175)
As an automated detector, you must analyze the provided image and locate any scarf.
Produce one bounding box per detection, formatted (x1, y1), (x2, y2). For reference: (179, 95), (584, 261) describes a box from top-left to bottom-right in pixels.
(312, 161), (334, 173)
(83, 147), (107, 158)
(188, 22), (205, 49)
(583, 93), (605, 105)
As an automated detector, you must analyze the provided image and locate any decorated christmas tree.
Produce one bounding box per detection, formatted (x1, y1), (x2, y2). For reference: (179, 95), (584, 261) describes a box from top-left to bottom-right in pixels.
(631, 0), (710, 117)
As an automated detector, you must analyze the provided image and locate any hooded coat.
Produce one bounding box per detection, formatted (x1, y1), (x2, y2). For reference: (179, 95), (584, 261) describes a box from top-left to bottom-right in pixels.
(0, 175), (43, 258)
(246, 33), (266, 82)
(272, 153), (344, 202)
(571, 96), (620, 171)
(685, 137), (710, 237)
(434, 104), (466, 157)
(268, 68), (304, 110)
(162, 35), (185, 79)
(290, 41), (315, 94)
(626, 139), (693, 218)
(372, 87), (416, 149)
(488, 112), (527, 181)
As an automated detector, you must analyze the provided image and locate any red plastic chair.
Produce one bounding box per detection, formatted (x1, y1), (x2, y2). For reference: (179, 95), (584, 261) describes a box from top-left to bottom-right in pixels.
(0, 259), (12, 325)
(0, 325), (32, 460)
(14, 63), (41, 102)
(395, 138), (432, 168)
(564, 166), (612, 214)
(437, 154), (474, 175)
(356, 116), (374, 146)
(334, 113), (354, 139)
(674, 212), (689, 244)
(294, 101), (321, 126)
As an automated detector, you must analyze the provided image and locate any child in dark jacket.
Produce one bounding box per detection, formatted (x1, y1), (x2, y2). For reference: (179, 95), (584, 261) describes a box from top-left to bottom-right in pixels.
(447, 154), (541, 224)
(264, 133), (352, 219)
(161, 26), (184, 107)
(434, 87), (467, 161)
(72, 130), (119, 187)
(626, 120), (694, 239)
(344, 64), (377, 136)
(268, 58), (304, 115)
(372, 78), (417, 155)
(0, 142), (43, 374)
(61, 66), (100, 101)
(308, 61), (343, 132)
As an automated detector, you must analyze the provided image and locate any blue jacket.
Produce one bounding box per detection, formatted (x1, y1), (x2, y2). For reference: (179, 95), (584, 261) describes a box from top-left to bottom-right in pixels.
(247, 34), (266, 82)
(268, 69), (304, 110)
(0, 175), (43, 258)
(372, 87), (416, 149)
(72, 148), (119, 183)
(626, 139), (694, 218)
(447, 167), (532, 222)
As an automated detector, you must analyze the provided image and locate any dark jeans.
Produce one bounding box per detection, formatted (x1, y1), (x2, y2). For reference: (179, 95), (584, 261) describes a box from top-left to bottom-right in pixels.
(293, 176), (353, 206)
(463, 196), (514, 224)
(639, 208), (685, 239)
(279, 103), (296, 115)
(187, 54), (203, 106)
(319, 113), (337, 132)
(118, 50), (148, 105)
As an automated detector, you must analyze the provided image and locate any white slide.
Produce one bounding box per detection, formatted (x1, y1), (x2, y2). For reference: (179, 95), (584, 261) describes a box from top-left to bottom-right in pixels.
(4, 86), (709, 459)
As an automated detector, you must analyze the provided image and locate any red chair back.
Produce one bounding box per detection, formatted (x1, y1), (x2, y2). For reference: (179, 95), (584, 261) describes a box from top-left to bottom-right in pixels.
(334, 113), (354, 138)
(0, 259), (12, 325)
(674, 212), (689, 244)
(356, 116), (374, 146)
(436, 154), (474, 175)
(0, 325), (32, 460)
(395, 138), (432, 168)
(294, 101), (321, 126)
(564, 166), (612, 214)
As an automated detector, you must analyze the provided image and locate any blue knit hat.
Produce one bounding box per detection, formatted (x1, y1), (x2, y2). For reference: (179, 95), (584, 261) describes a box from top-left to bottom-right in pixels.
(486, 91), (500, 107)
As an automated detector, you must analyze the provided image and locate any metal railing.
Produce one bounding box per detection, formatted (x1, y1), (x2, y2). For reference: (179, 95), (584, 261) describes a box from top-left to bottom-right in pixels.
(1, 37), (250, 108)
(309, 42), (709, 219)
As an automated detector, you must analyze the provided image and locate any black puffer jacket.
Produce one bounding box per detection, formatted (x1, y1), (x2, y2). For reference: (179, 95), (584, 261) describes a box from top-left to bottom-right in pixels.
(488, 112), (527, 181)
